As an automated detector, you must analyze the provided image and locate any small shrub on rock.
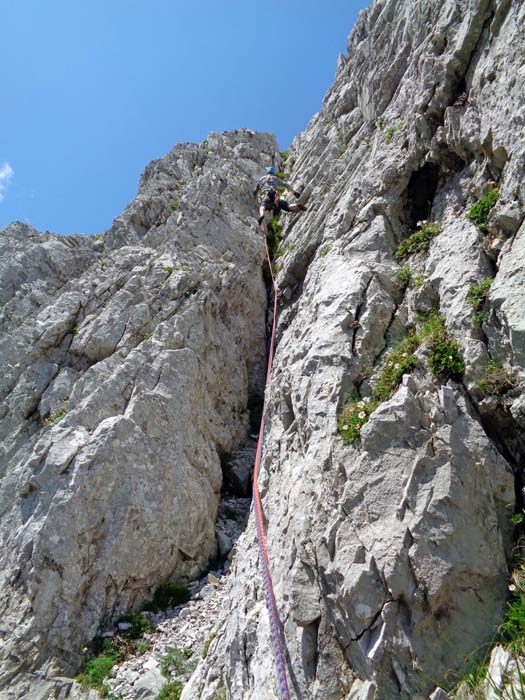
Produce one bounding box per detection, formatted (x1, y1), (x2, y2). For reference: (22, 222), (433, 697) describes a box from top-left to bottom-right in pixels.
(467, 278), (493, 326)
(76, 639), (122, 693)
(117, 611), (152, 640)
(338, 397), (378, 444)
(338, 336), (419, 444)
(159, 646), (196, 678)
(43, 408), (66, 426)
(395, 264), (413, 289)
(385, 122), (403, 142)
(467, 188), (498, 229)
(157, 681), (184, 700)
(395, 222), (442, 260)
(476, 360), (517, 397)
(424, 314), (464, 381)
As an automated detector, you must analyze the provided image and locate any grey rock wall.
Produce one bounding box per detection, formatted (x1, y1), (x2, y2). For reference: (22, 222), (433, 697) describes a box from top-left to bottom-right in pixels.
(184, 1), (525, 699)
(0, 130), (276, 699)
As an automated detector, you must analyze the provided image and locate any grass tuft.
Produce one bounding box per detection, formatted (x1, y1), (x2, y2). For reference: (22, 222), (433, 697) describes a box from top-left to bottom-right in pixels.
(467, 189), (498, 230)
(157, 681), (184, 700)
(385, 122), (403, 142)
(395, 222), (442, 260)
(476, 360), (517, 397)
(159, 646), (197, 678)
(467, 278), (493, 326)
(337, 312), (464, 445)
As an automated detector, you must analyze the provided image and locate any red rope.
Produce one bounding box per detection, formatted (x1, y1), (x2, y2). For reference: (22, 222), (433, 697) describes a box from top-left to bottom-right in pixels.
(252, 236), (291, 700)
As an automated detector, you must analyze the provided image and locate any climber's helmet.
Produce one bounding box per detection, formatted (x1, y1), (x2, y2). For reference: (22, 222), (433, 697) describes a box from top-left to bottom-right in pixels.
(266, 166), (276, 174)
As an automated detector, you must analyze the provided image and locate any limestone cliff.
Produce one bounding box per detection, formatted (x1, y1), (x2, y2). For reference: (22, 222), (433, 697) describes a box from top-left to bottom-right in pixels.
(0, 131), (275, 699)
(184, 1), (525, 699)
(1, 1), (525, 699)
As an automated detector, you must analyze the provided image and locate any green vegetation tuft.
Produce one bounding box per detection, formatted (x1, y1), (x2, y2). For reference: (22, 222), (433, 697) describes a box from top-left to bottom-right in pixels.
(320, 244), (332, 257)
(266, 216), (283, 260)
(467, 278), (493, 326)
(159, 646), (197, 678)
(213, 691), (226, 700)
(395, 222), (442, 260)
(163, 265), (174, 275)
(157, 681), (184, 700)
(170, 201), (179, 211)
(413, 273), (425, 288)
(338, 312), (464, 444)
(467, 188), (498, 229)
(279, 150), (289, 161)
(117, 612), (152, 640)
(447, 548), (525, 697)
(338, 334), (419, 444)
(43, 408), (66, 426)
(76, 639), (122, 695)
(423, 313), (465, 382)
(143, 581), (191, 613)
(395, 264), (413, 289)
(385, 122), (403, 143)
(476, 360), (517, 397)
(396, 265), (425, 290)
(374, 116), (386, 129)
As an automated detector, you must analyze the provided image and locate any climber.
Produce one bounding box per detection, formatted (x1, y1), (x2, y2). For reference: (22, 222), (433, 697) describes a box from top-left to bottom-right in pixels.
(254, 166), (306, 226)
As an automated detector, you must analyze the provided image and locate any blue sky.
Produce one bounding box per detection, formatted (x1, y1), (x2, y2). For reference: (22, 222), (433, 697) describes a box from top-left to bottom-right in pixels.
(1, 1), (370, 235)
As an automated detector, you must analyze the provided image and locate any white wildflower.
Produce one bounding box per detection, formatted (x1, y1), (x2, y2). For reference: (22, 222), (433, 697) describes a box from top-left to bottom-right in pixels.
(358, 411), (366, 419)
(342, 425), (349, 431)
(357, 401), (365, 408)
(402, 352), (408, 357)
(364, 397), (371, 403)
(394, 363), (400, 369)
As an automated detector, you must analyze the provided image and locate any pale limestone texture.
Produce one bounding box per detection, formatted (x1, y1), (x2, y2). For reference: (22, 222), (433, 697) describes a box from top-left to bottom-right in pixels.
(0, 130), (274, 699)
(184, 1), (524, 699)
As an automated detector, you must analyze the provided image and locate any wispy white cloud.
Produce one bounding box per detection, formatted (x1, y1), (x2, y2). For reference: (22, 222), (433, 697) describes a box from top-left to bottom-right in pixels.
(0, 162), (14, 202)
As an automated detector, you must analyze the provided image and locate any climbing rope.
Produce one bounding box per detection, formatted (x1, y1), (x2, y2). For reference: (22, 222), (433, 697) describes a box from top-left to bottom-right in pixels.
(252, 235), (291, 700)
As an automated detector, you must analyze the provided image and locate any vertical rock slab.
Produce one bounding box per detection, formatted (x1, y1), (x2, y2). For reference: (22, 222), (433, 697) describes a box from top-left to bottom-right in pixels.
(0, 130), (275, 698)
(185, 1), (523, 699)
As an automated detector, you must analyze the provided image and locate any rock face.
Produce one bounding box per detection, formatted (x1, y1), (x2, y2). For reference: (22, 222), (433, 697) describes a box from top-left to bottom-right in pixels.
(0, 130), (276, 699)
(2, 1), (525, 699)
(183, 1), (525, 699)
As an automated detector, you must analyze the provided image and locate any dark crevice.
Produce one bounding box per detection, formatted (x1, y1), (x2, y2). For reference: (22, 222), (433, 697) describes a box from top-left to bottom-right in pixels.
(400, 164), (441, 229)
(301, 618), (320, 682)
(350, 275), (374, 357)
(347, 598), (394, 645)
(461, 386), (525, 534)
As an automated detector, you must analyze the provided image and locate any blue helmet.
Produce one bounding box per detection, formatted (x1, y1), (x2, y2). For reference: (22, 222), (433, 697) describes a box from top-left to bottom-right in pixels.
(266, 166), (276, 174)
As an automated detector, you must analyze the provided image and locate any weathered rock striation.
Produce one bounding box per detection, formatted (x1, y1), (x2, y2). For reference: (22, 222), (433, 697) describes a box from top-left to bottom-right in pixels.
(184, 1), (525, 699)
(0, 130), (276, 699)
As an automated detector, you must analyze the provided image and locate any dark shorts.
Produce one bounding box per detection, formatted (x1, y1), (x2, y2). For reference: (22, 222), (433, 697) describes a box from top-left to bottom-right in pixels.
(262, 190), (290, 213)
